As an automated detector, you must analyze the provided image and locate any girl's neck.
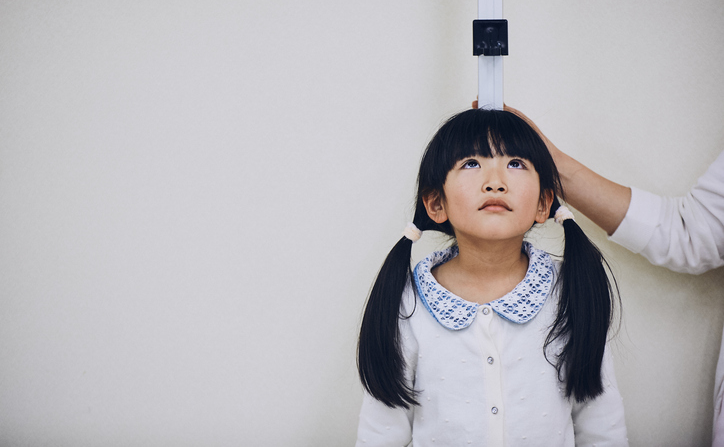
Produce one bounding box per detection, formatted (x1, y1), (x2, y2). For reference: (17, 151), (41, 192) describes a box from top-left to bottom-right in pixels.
(431, 237), (529, 305)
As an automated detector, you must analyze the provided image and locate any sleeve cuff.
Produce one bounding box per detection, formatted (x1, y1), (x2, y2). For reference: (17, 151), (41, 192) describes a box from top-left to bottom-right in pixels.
(608, 187), (663, 254)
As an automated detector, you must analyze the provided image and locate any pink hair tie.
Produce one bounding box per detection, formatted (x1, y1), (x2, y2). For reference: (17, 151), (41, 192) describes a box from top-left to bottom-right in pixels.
(402, 222), (422, 242)
(554, 205), (575, 225)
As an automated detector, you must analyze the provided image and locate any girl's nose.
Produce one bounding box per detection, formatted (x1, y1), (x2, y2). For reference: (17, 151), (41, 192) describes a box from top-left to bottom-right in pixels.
(483, 175), (507, 192)
(482, 162), (507, 192)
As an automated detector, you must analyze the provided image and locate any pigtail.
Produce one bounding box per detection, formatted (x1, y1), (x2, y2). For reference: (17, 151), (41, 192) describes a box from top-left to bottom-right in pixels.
(357, 233), (418, 409)
(545, 197), (619, 402)
(358, 203), (436, 409)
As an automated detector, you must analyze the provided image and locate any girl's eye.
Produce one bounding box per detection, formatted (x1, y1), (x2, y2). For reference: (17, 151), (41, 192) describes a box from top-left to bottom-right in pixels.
(461, 159), (480, 169)
(508, 159), (526, 169)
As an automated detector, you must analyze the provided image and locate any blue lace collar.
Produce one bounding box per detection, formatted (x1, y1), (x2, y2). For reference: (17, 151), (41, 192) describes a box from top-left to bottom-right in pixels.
(412, 242), (554, 330)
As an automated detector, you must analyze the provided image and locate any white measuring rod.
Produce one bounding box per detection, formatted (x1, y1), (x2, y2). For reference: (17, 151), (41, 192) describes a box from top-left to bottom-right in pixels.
(477, 0), (505, 110)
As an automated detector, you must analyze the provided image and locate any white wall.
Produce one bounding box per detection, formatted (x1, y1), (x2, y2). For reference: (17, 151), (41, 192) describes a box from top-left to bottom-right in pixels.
(0, 1), (722, 445)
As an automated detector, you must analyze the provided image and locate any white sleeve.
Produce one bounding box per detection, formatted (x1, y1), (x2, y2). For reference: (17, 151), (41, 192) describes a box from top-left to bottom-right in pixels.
(355, 392), (414, 447)
(355, 291), (418, 447)
(610, 151), (724, 275)
(571, 349), (628, 446)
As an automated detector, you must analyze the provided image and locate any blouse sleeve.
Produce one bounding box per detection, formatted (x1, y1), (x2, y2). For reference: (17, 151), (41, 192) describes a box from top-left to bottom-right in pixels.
(355, 288), (419, 447)
(355, 392), (414, 447)
(571, 348), (628, 446)
(610, 150), (724, 274)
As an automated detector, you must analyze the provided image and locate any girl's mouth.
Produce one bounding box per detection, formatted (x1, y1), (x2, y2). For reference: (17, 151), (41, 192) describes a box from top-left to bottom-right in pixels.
(479, 199), (511, 211)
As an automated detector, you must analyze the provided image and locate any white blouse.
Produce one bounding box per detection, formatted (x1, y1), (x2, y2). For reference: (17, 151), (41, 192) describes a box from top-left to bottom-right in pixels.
(356, 243), (628, 447)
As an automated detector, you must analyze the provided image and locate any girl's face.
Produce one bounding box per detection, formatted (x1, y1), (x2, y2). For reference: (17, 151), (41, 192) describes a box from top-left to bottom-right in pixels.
(423, 155), (552, 244)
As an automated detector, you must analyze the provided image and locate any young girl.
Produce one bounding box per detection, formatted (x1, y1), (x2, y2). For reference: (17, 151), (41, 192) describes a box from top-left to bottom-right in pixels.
(356, 109), (627, 446)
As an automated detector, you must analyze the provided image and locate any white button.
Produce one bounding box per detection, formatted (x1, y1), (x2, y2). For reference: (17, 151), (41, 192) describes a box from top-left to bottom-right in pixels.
(487, 356), (494, 364)
(482, 307), (490, 315)
(491, 407), (498, 414)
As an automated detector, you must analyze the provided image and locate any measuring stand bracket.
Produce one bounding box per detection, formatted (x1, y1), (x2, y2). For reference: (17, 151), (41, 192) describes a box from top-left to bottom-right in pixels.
(473, 19), (508, 56)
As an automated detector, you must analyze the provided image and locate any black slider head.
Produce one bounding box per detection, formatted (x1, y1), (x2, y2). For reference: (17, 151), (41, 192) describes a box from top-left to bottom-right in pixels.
(473, 19), (509, 56)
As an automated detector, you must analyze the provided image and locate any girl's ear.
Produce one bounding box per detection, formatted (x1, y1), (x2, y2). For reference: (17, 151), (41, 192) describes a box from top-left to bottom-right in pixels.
(422, 191), (448, 224)
(535, 190), (555, 224)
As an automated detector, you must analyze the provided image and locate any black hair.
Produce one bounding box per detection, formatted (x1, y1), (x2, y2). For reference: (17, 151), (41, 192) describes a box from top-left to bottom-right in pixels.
(357, 108), (619, 408)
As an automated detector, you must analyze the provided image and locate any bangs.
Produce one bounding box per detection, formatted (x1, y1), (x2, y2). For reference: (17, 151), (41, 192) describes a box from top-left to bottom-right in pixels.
(418, 109), (558, 195)
(433, 109), (548, 173)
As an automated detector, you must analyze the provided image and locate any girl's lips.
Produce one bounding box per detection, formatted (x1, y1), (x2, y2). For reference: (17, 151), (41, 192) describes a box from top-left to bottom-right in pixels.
(482, 205), (508, 212)
(479, 199), (511, 211)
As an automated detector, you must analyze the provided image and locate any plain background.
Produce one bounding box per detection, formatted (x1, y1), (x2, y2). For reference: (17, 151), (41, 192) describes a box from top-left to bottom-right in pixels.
(1, 1), (723, 445)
